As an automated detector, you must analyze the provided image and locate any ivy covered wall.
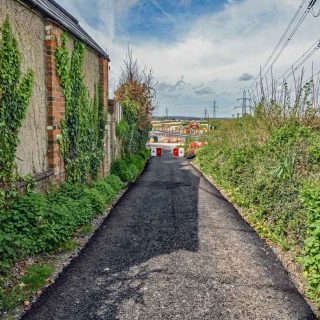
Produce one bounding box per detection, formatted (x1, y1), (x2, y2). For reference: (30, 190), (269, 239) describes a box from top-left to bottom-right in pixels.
(55, 34), (106, 183)
(0, 0), (48, 176)
(61, 32), (101, 100)
(0, 0), (112, 184)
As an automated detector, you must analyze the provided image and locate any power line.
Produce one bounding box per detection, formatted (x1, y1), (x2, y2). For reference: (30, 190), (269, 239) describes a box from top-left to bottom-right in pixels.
(235, 91), (252, 116)
(263, 7), (310, 77)
(211, 100), (218, 119)
(311, 6), (320, 16)
(204, 108), (209, 120)
(283, 44), (320, 81)
(251, 0), (309, 87)
(278, 39), (320, 81)
(310, 0), (320, 16)
(251, 0), (318, 89)
(260, 0), (309, 77)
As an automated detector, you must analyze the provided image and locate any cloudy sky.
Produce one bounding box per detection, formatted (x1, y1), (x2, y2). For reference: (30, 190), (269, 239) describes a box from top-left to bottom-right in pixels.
(56, 0), (320, 117)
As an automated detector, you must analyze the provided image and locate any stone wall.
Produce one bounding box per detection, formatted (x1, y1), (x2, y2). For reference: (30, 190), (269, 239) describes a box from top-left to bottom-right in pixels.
(0, 0), (112, 184)
(45, 22), (110, 180)
(83, 47), (100, 99)
(108, 100), (123, 169)
(0, 0), (48, 176)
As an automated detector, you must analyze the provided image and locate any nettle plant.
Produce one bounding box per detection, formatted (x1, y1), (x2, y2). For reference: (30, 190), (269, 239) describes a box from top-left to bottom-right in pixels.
(55, 33), (106, 183)
(0, 17), (34, 208)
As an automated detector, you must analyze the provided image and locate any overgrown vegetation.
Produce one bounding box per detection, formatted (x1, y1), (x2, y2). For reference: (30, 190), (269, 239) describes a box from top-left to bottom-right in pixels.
(115, 48), (154, 156)
(0, 24), (152, 316)
(301, 183), (320, 307)
(196, 105), (320, 308)
(0, 174), (124, 314)
(0, 264), (53, 313)
(0, 148), (151, 315)
(55, 34), (106, 183)
(111, 149), (150, 182)
(0, 174), (123, 272)
(0, 17), (34, 209)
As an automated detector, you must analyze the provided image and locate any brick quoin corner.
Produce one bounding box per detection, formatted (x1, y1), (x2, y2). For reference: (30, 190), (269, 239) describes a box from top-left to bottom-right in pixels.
(44, 21), (110, 182)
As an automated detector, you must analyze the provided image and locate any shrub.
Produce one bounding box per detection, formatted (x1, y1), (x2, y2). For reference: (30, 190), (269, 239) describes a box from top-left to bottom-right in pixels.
(308, 134), (320, 167)
(83, 188), (106, 215)
(0, 172), (128, 276)
(111, 159), (132, 182)
(47, 183), (85, 203)
(92, 179), (117, 204)
(195, 120), (320, 308)
(139, 148), (150, 160)
(111, 151), (146, 182)
(123, 154), (145, 172)
(116, 119), (129, 138)
(268, 124), (312, 149)
(128, 163), (139, 179)
(301, 183), (320, 305)
(103, 174), (124, 193)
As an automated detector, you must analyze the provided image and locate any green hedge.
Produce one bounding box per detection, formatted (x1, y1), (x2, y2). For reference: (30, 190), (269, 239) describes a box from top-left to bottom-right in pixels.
(103, 174), (124, 193)
(111, 149), (149, 182)
(196, 123), (320, 307)
(0, 151), (147, 314)
(301, 183), (320, 306)
(0, 175), (124, 275)
(0, 151), (148, 275)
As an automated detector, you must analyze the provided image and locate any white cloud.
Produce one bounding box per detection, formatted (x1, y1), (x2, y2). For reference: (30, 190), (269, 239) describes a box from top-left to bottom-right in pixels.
(57, 0), (320, 117)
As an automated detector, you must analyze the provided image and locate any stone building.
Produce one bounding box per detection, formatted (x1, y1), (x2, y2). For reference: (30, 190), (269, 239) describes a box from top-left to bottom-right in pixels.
(0, 0), (120, 185)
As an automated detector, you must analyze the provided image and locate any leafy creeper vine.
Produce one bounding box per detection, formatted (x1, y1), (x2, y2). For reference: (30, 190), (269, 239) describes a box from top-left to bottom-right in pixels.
(55, 33), (106, 183)
(116, 92), (150, 156)
(0, 17), (34, 208)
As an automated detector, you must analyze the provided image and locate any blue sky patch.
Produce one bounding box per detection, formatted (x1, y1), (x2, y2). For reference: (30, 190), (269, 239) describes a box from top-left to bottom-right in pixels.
(117, 0), (227, 42)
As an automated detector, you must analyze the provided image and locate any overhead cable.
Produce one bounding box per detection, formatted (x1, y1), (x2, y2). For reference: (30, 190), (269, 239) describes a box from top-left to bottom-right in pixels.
(259, 0), (309, 76)
(279, 40), (320, 81)
(250, 0), (318, 90)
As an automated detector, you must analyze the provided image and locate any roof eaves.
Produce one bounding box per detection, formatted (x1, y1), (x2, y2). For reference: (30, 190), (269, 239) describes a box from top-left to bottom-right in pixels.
(23, 0), (110, 61)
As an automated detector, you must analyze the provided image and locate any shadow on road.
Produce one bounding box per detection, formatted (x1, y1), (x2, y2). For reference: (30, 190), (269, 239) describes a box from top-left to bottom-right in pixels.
(23, 150), (201, 320)
(22, 149), (316, 320)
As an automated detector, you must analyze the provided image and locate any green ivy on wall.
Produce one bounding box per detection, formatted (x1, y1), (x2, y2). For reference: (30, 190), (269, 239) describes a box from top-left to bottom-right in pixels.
(55, 33), (106, 183)
(116, 93), (150, 156)
(0, 17), (34, 208)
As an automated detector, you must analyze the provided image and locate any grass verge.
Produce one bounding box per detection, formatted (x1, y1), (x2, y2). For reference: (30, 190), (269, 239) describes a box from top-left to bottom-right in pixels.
(0, 149), (149, 319)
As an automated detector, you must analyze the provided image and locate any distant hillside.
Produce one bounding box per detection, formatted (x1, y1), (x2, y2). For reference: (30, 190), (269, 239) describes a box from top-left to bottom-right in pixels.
(152, 116), (230, 121)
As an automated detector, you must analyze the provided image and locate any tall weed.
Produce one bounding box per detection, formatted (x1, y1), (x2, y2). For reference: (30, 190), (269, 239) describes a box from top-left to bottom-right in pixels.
(196, 118), (320, 307)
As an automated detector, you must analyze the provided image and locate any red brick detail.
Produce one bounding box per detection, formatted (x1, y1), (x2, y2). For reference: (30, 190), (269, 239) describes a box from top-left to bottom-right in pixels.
(99, 57), (109, 176)
(99, 58), (108, 112)
(45, 21), (65, 178)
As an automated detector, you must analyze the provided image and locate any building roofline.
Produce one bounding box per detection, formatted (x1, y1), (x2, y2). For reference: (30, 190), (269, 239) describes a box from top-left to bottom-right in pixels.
(23, 0), (110, 61)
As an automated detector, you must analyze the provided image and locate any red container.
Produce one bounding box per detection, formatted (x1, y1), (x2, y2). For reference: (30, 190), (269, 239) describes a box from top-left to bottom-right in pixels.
(173, 148), (179, 157)
(156, 148), (162, 157)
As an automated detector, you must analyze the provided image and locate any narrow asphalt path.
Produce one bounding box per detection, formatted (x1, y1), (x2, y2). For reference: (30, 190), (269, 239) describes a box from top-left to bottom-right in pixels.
(23, 150), (316, 320)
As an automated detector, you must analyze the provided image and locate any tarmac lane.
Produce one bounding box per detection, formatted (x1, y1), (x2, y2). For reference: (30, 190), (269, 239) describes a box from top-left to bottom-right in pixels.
(22, 149), (316, 320)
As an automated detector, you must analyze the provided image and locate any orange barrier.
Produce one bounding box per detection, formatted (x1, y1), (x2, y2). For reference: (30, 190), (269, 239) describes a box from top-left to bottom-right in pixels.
(189, 141), (207, 155)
